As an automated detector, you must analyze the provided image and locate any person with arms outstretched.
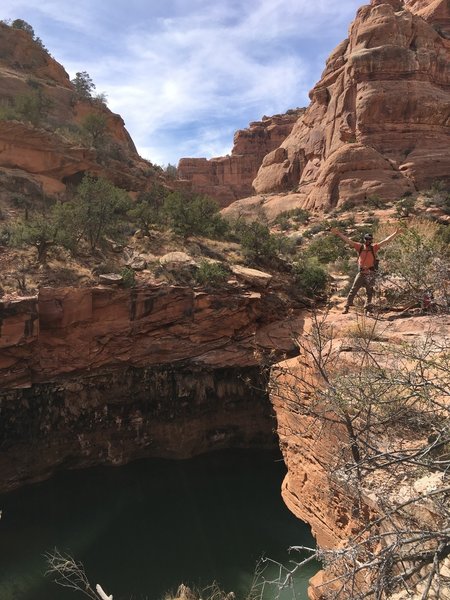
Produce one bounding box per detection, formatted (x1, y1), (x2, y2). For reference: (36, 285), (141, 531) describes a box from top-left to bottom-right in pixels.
(331, 227), (401, 314)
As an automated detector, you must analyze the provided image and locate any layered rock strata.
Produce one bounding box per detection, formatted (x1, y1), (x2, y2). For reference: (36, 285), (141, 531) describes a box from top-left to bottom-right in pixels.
(178, 111), (304, 207)
(0, 364), (274, 493)
(0, 283), (303, 492)
(230, 0), (450, 218)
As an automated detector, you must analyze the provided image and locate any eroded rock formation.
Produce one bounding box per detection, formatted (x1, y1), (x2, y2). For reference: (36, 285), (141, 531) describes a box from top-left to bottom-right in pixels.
(178, 111), (304, 207)
(226, 0), (450, 219)
(0, 283), (304, 492)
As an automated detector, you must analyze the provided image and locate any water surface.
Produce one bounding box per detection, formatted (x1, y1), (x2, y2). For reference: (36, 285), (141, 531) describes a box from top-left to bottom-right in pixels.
(0, 449), (317, 600)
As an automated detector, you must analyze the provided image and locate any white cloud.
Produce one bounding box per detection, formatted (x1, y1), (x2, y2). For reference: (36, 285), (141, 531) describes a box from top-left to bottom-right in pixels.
(90, 3), (315, 163)
(1, 0), (363, 165)
(2, 0), (96, 33)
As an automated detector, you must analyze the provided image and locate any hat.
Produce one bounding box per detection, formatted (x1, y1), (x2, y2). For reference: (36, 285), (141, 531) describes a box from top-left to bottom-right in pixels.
(364, 233), (373, 240)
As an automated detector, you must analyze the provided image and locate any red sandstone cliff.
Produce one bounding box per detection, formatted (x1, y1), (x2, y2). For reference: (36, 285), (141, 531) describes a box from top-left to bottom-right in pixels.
(254, 0), (450, 206)
(0, 22), (156, 196)
(0, 284), (302, 388)
(223, 0), (450, 221)
(0, 283), (303, 491)
(177, 110), (304, 207)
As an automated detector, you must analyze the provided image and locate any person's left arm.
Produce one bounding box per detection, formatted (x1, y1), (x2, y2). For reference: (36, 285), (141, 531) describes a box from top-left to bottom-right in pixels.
(377, 228), (402, 248)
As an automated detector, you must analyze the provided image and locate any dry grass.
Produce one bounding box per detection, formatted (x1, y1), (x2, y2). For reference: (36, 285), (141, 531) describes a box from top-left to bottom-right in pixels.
(344, 314), (384, 342)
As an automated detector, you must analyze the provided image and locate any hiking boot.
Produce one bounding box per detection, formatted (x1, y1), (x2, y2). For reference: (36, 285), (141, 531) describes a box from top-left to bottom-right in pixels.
(342, 306), (349, 314)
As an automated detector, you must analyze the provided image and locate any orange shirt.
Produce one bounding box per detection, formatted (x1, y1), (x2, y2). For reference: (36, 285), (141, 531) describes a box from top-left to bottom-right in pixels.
(352, 242), (380, 270)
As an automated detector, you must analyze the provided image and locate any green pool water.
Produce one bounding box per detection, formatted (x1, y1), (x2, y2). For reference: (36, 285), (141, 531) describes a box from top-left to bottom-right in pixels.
(0, 449), (317, 600)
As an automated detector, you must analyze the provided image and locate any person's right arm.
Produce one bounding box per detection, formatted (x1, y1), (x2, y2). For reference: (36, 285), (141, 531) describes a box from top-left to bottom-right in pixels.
(330, 227), (356, 247)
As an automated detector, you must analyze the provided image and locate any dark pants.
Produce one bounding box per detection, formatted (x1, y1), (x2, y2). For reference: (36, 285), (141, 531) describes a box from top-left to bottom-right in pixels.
(345, 270), (376, 308)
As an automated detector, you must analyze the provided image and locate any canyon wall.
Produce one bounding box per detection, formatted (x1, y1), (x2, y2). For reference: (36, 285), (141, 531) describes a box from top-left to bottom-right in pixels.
(254, 0), (450, 209)
(0, 283), (303, 492)
(177, 111), (303, 207)
(0, 364), (274, 493)
(270, 311), (450, 599)
(223, 0), (450, 221)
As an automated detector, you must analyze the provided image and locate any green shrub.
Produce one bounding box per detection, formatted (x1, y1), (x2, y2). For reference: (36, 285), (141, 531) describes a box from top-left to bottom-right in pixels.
(303, 223), (327, 238)
(366, 195), (384, 209)
(55, 175), (131, 252)
(8, 19), (49, 52)
(338, 198), (358, 212)
(334, 255), (353, 276)
(303, 218), (354, 239)
(378, 218), (450, 306)
(304, 234), (348, 264)
(55, 124), (86, 145)
(274, 234), (297, 256)
(292, 257), (328, 297)
(81, 113), (108, 147)
(437, 225), (450, 245)
(98, 141), (128, 163)
(0, 100), (17, 121)
(164, 192), (229, 239)
(425, 182), (450, 214)
(275, 215), (290, 231)
(234, 221), (278, 264)
(194, 261), (229, 287)
(120, 267), (136, 288)
(94, 93), (108, 106)
(128, 184), (167, 235)
(9, 211), (59, 262)
(0, 225), (10, 245)
(430, 180), (448, 194)
(0, 90), (53, 126)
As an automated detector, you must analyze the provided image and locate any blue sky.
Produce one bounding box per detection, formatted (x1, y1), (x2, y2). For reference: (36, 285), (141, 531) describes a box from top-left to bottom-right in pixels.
(2, 0), (363, 167)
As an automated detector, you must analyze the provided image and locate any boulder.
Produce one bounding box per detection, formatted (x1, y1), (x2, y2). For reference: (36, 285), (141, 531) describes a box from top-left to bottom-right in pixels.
(159, 252), (195, 271)
(230, 265), (273, 287)
(129, 257), (147, 271)
(99, 273), (123, 285)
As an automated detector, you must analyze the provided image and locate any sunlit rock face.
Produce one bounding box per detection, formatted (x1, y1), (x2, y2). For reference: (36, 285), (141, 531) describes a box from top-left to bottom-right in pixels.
(177, 110), (304, 207)
(251, 0), (450, 210)
(0, 284), (304, 492)
(405, 0), (450, 37)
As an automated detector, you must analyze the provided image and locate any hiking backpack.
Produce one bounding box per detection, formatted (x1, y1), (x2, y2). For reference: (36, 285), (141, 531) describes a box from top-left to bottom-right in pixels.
(358, 243), (379, 271)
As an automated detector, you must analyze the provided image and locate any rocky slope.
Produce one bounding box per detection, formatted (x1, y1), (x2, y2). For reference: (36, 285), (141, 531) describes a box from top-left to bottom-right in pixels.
(223, 0), (450, 221)
(177, 110), (304, 207)
(0, 22), (157, 197)
(0, 281), (304, 492)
